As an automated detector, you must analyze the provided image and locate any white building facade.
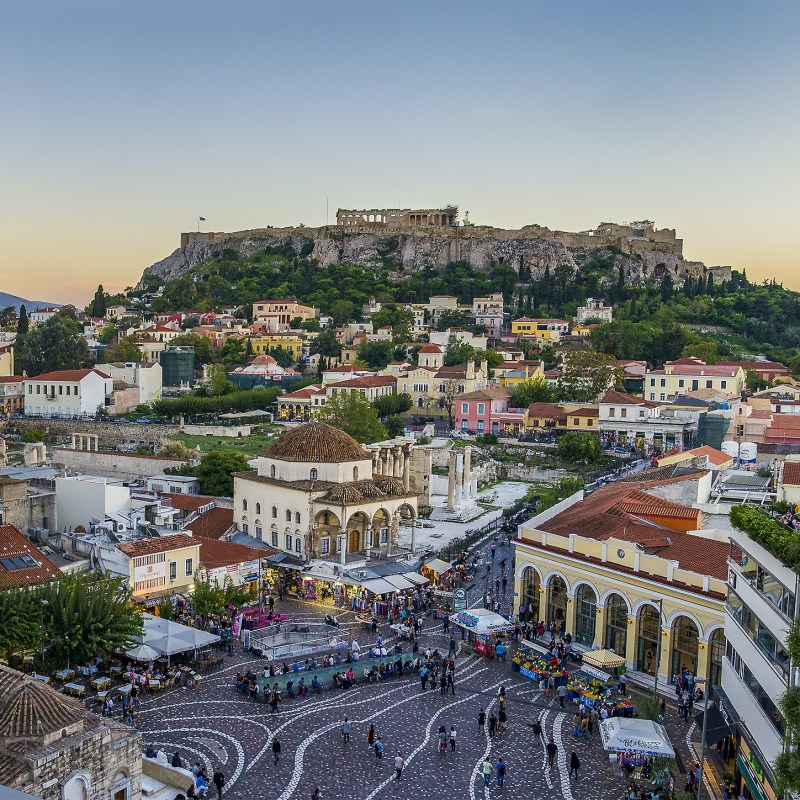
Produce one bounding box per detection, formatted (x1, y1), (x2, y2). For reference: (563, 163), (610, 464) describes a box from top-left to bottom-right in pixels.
(24, 368), (113, 418)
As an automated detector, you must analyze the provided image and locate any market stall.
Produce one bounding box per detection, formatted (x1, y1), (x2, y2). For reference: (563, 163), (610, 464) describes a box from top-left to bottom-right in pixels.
(449, 608), (514, 657)
(421, 557), (452, 587)
(512, 641), (569, 684)
(600, 718), (675, 773)
(582, 648), (626, 676)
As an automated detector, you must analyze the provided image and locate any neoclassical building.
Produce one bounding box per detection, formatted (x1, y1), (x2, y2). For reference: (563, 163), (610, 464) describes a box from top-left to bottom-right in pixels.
(514, 471), (728, 689)
(234, 422), (418, 564)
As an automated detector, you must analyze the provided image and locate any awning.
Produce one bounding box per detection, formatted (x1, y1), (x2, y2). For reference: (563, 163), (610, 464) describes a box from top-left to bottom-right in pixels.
(582, 649), (626, 669)
(695, 703), (736, 747)
(382, 574), (416, 591)
(599, 718), (675, 757)
(423, 557), (452, 574)
(403, 572), (430, 586)
(361, 578), (397, 595)
(448, 608), (515, 635)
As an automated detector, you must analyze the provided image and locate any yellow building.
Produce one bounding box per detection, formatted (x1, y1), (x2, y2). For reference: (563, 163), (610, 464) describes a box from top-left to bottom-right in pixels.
(572, 323), (600, 338)
(0, 343), (13, 377)
(249, 333), (304, 360)
(510, 317), (570, 341)
(252, 300), (317, 331)
(565, 406), (600, 431)
(645, 358), (746, 403)
(497, 363), (545, 390)
(117, 533), (201, 603)
(514, 477), (727, 689)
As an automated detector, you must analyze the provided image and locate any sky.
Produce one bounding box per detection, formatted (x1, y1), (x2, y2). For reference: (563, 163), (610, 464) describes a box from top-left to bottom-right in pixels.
(1, 0), (799, 306)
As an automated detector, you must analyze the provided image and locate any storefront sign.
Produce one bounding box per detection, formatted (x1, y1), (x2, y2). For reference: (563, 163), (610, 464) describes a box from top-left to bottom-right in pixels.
(737, 739), (776, 800)
(520, 666), (539, 681)
(456, 611), (479, 628)
(454, 588), (467, 612)
(134, 562), (165, 584)
(581, 664), (613, 682)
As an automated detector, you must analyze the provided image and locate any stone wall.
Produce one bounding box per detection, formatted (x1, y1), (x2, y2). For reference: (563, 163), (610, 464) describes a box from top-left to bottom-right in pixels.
(52, 447), (194, 479)
(8, 417), (180, 448)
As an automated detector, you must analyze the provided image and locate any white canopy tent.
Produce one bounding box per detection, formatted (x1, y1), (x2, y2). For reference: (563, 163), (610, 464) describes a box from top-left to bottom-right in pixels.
(124, 644), (161, 662)
(599, 718), (675, 758)
(448, 608), (515, 635)
(131, 613), (220, 658)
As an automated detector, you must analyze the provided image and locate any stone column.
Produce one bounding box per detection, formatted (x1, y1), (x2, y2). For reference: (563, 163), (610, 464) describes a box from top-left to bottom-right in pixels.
(447, 450), (457, 510)
(387, 450), (395, 477)
(365, 526), (374, 560)
(390, 513), (399, 548)
(410, 519), (416, 555)
(593, 605), (606, 649)
(454, 453), (463, 508)
(463, 446), (472, 499)
(402, 446), (411, 491)
(339, 529), (347, 566)
(71, 433), (77, 449)
(393, 447), (403, 478)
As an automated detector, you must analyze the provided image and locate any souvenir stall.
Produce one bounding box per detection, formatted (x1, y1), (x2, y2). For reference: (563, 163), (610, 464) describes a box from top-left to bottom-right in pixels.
(600, 717), (675, 776)
(567, 664), (618, 709)
(581, 648), (627, 677)
(421, 557), (453, 588)
(449, 608), (514, 657)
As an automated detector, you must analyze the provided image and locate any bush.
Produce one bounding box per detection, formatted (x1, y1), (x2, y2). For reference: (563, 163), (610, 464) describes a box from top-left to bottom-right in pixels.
(151, 386), (280, 418)
(556, 431), (604, 464)
(730, 504), (800, 571)
(21, 430), (45, 443)
(475, 433), (499, 446)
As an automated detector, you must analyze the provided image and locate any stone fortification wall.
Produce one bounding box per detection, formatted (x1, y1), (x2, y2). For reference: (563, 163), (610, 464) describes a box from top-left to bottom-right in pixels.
(52, 448), (194, 479)
(145, 219), (718, 286)
(8, 418), (180, 448)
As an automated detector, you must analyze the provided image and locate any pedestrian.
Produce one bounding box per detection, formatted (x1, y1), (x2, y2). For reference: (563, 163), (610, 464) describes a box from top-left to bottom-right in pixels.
(546, 739), (558, 768)
(488, 713), (497, 738)
(450, 726), (457, 752)
(310, 789), (320, 800)
(496, 757), (506, 787)
(341, 717), (350, 743)
(477, 707), (486, 732)
(367, 723), (375, 748)
(619, 672), (628, 695)
(529, 718), (543, 746)
(212, 767), (225, 800)
(447, 671), (455, 695)
(557, 683), (567, 708)
(171, 751), (183, 768)
(569, 751), (580, 780)
(498, 708), (507, 735)
(438, 726), (448, 754)
(443, 616), (450, 634)
(374, 736), (383, 762)
(271, 737), (281, 766)
(482, 759), (493, 787)
(394, 753), (404, 781)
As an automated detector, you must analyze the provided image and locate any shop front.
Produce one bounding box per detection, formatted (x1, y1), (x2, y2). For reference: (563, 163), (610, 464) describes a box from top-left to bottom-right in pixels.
(736, 737), (778, 800)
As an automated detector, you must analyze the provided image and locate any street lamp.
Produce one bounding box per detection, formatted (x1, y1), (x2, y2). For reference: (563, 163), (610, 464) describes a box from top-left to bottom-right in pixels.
(39, 599), (49, 663)
(649, 598), (664, 697)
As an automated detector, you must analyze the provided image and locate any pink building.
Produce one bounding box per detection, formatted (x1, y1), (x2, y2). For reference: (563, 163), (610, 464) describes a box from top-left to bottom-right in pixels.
(455, 387), (525, 435)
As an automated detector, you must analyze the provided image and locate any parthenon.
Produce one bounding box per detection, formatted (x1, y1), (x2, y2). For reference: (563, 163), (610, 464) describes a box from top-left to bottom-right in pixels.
(336, 206), (458, 228)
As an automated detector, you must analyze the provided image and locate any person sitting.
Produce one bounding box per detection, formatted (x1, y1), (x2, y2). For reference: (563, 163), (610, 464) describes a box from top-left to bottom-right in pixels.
(333, 672), (342, 690)
(195, 772), (209, 798)
(311, 675), (321, 694)
(346, 667), (355, 683)
(286, 679), (295, 698)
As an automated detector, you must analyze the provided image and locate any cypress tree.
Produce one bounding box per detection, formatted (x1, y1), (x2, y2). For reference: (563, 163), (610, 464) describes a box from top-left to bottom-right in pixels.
(17, 305), (28, 335)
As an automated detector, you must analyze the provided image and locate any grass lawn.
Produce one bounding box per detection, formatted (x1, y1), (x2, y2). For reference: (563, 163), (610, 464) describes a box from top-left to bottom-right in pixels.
(170, 431), (277, 456)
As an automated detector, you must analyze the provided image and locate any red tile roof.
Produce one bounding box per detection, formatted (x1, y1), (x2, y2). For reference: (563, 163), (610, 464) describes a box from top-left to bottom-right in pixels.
(600, 389), (657, 407)
(654, 364), (743, 377)
(0, 376), (23, 384)
(567, 407), (599, 418)
(418, 344), (443, 354)
(116, 533), (199, 558)
(162, 493), (216, 512)
(782, 462), (800, 486)
(330, 376), (396, 389)
(185, 508), (236, 541)
(527, 402), (566, 420)
(196, 537), (276, 569)
(664, 445), (732, 467)
(459, 388), (511, 401)
(27, 369), (109, 382)
(0, 525), (61, 588)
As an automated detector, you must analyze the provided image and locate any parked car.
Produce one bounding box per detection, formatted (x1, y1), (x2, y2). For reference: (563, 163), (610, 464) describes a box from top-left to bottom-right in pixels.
(136, 417), (150, 424)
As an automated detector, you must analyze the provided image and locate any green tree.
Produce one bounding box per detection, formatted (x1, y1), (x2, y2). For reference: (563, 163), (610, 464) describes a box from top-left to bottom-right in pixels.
(444, 340), (477, 366)
(21, 430), (45, 443)
(329, 299), (355, 325)
(105, 335), (142, 363)
(318, 392), (387, 443)
(191, 575), (227, 616)
(557, 350), (623, 402)
(158, 440), (196, 460)
(680, 341), (718, 364)
(169, 332), (213, 365)
(310, 328), (341, 358)
(98, 321), (118, 344)
(372, 392), (413, 416)
(591, 320), (657, 362)
(358, 339), (394, 370)
(0, 588), (41, 660)
(510, 377), (554, 407)
(16, 305), (28, 335)
(371, 305), (414, 342)
(556, 431), (604, 464)
(269, 346), (295, 368)
(37, 574), (142, 666)
(219, 336), (246, 366)
(0, 306), (16, 327)
(89, 285), (107, 318)
(384, 415), (405, 437)
(207, 363), (234, 396)
(436, 309), (472, 331)
(16, 310), (89, 375)
(193, 451), (250, 496)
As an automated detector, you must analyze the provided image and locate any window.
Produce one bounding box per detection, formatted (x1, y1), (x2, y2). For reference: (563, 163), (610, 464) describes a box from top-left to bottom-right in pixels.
(242, 523), (249, 534)
(272, 506), (277, 518)
(477, 420), (484, 432)
(285, 535), (292, 550)
(270, 464), (276, 478)
(721, 380), (727, 389)
(477, 403), (485, 415)
(295, 512), (301, 524)
(168, 561), (177, 580)
(242, 499), (248, 511)
(620, 408), (627, 418)
(310, 468), (318, 480)
(660, 379), (666, 387)
(587, 419), (593, 427)
(286, 510), (291, 522)
(380, 528), (388, 544)
(184, 557), (193, 576)
(649, 393), (655, 401)
(609, 408), (615, 418)
(320, 538), (330, 554)
(255, 525), (263, 540)
(271, 531), (278, 547)
(706, 380), (713, 389)
(660, 393), (666, 401)
(461, 402), (468, 413)
(650, 378), (655, 386)
(255, 503), (261, 515)
(295, 538), (302, 553)
(0, 554), (39, 570)
(353, 467), (358, 480)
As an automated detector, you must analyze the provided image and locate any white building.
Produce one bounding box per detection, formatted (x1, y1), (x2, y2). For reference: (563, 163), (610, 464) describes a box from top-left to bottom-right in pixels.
(29, 307), (59, 325)
(576, 297), (613, 324)
(55, 475), (133, 532)
(233, 422), (418, 564)
(106, 361), (163, 403)
(24, 368), (113, 418)
(724, 517), (794, 800)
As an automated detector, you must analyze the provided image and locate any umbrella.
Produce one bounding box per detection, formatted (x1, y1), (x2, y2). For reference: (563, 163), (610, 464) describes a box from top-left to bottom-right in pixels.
(599, 718), (675, 757)
(125, 644), (160, 661)
(582, 649), (626, 669)
(147, 634), (195, 657)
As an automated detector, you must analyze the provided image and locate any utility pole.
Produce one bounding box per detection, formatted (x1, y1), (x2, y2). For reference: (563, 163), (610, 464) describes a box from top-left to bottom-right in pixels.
(650, 598), (664, 697)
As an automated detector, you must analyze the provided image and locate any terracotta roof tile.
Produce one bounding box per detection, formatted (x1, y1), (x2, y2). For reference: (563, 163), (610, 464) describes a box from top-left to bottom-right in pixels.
(782, 462), (800, 486)
(567, 407), (599, 418)
(185, 508), (235, 541)
(116, 533), (199, 557)
(260, 421), (368, 462)
(27, 368), (109, 382)
(162, 493), (216, 512)
(196, 536), (275, 568)
(0, 525), (61, 588)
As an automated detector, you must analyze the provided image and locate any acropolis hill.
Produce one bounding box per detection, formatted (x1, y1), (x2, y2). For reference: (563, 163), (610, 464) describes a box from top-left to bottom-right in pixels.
(141, 208), (732, 285)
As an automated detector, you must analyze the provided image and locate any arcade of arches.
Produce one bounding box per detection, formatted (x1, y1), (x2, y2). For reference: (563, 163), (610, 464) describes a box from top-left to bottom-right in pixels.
(516, 566), (725, 684)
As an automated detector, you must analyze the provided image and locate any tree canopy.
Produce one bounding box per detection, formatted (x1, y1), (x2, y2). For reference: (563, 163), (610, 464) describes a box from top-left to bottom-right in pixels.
(318, 392), (387, 443)
(510, 377), (554, 407)
(556, 350), (623, 402)
(16, 309), (89, 375)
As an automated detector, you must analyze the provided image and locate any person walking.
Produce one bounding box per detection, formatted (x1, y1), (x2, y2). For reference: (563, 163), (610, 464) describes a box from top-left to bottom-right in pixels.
(437, 726), (448, 755)
(488, 713), (497, 738)
(447, 671), (455, 695)
(546, 739), (558, 769)
(569, 751), (580, 780)
(341, 717), (350, 743)
(271, 737), (281, 766)
(498, 707), (507, 735)
(367, 723), (375, 749)
(394, 753), (404, 781)
(449, 726), (457, 752)
(374, 736), (383, 763)
(477, 707), (486, 732)
(529, 718), (543, 747)
(557, 682), (567, 708)
(212, 768), (225, 800)
(496, 757), (507, 788)
(482, 759), (493, 787)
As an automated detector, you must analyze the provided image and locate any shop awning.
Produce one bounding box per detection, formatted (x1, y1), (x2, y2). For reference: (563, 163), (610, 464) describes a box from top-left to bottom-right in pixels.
(383, 574), (416, 591)
(582, 649), (626, 669)
(361, 578), (397, 595)
(695, 703), (736, 747)
(403, 572), (429, 586)
(448, 608), (515, 635)
(599, 718), (675, 757)
(423, 557), (452, 574)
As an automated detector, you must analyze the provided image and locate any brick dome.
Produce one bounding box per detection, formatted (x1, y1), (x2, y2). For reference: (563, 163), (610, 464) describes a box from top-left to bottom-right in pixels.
(260, 422), (368, 463)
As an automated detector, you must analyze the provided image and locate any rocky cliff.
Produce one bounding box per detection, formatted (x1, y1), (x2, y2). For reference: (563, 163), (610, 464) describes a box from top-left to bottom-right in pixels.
(141, 222), (732, 286)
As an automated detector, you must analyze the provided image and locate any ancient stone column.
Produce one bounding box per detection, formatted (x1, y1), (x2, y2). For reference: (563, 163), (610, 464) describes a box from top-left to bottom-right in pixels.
(390, 513), (399, 548)
(402, 446), (411, 491)
(339, 529), (347, 565)
(447, 450), (457, 510)
(393, 446), (403, 477)
(454, 452), (463, 507)
(463, 446), (472, 499)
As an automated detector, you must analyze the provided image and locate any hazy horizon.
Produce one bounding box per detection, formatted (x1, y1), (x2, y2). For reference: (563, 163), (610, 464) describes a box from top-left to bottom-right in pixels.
(2, 0), (798, 306)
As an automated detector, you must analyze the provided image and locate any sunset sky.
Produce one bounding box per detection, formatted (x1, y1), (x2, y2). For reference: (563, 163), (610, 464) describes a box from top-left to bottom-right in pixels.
(1, 0), (798, 306)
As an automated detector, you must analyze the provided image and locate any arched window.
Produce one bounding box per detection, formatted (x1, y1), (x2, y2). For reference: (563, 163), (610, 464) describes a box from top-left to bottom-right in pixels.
(270, 464), (276, 478)
(286, 509), (291, 522)
(520, 567), (540, 623)
(310, 468), (318, 480)
(574, 584), (597, 646)
(604, 593), (629, 655)
(242, 499), (248, 511)
(671, 616), (699, 678)
(272, 506), (277, 518)
(353, 466), (359, 480)
(636, 604), (660, 675)
(295, 512), (301, 524)
(546, 576), (568, 626)
(255, 503), (261, 516)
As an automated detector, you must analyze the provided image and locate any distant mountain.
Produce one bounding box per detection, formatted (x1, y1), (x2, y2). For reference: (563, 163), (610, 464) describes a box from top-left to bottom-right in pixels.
(0, 292), (61, 312)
